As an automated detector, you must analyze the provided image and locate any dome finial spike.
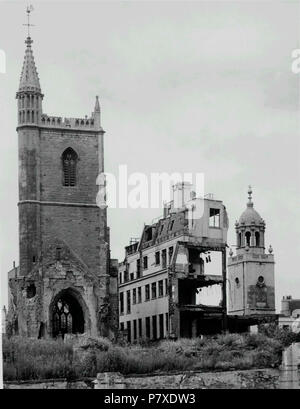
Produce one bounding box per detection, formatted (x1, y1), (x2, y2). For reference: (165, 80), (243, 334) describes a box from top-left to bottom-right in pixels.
(23, 5), (35, 38)
(94, 95), (100, 113)
(247, 185), (253, 207)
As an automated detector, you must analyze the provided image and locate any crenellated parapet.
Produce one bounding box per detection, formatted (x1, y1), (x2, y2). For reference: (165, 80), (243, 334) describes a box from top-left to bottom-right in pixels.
(40, 113), (101, 130)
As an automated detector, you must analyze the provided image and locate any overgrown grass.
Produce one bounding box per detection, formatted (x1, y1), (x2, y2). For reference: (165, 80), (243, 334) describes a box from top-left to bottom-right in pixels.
(3, 336), (74, 381)
(3, 328), (296, 381)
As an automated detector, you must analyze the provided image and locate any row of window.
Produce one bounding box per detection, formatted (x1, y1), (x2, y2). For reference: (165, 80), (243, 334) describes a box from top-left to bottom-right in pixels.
(120, 278), (168, 315)
(119, 247), (174, 284)
(238, 231), (261, 248)
(120, 313), (169, 342)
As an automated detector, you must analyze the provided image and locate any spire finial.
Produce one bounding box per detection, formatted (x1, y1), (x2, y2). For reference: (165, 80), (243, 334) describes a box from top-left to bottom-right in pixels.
(23, 5), (35, 38)
(18, 6), (41, 94)
(247, 185), (253, 207)
(95, 95), (100, 112)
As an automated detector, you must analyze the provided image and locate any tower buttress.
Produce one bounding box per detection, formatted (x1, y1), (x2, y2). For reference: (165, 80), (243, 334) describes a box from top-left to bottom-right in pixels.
(17, 35), (43, 276)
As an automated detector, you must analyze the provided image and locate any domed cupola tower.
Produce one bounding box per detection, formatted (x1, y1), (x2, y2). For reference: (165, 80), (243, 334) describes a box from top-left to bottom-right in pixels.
(235, 186), (266, 255)
(228, 186), (275, 317)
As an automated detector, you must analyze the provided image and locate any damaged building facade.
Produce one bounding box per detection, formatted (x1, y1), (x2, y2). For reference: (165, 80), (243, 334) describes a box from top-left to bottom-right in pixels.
(119, 182), (229, 341)
(6, 34), (118, 339)
(119, 184), (277, 342)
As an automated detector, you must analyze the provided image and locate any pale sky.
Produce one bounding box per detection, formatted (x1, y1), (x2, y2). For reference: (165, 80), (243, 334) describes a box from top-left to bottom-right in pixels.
(0, 0), (299, 312)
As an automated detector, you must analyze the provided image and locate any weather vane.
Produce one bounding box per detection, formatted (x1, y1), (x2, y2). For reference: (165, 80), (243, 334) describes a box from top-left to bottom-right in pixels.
(23, 5), (35, 37)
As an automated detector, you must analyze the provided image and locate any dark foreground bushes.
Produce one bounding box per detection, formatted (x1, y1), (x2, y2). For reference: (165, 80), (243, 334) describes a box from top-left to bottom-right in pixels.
(3, 328), (296, 381)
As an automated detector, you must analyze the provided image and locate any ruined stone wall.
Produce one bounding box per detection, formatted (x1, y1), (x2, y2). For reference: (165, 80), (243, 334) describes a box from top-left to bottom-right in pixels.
(123, 368), (280, 389)
(4, 368), (282, 389)
(9, 121), (118, 339)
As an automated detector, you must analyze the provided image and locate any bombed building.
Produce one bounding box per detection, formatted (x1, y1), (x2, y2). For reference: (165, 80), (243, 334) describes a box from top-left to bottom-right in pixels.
(6, 32), (118, 339)
(119, 182), (229, 341)
(118, 184), (277, 342)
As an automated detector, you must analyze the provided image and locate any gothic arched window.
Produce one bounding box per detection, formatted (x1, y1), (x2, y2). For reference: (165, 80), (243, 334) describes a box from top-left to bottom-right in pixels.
(62, 148), (78, 187)
(51, 291), (85, 338)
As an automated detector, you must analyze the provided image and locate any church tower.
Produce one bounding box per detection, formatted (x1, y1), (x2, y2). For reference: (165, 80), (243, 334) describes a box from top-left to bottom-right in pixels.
(7, 28), (118, 339)
(227, 186), (275, 316)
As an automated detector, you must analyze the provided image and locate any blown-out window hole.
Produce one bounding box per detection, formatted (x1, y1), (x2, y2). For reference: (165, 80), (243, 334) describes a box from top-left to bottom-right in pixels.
(26, 283), (36, 299)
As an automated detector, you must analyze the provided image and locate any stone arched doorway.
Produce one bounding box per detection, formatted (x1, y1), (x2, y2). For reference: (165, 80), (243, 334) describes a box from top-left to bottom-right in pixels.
(50, 288), (86, 338)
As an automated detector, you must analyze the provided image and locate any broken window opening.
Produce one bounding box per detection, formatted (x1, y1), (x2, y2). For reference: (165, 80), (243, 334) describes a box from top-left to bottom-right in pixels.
(188, 248), (204, 275)
(143, 256), (148, 270)
(145, 284), (150, 301)
(136, 259), (141, 277)
(158, 280), (164, 297)
(120, 292), (124, 314)
(209, 208), (220, 228)
(133, 288), (136, 304)
(144, 227), (153, 242)
(195, 284), (222, 307)
(138, 287), (142, 303)
(151, 282), (157, 299)
(146, 317), (150, 338)
(56, 247), (62, 261)
(155, 251), (160, 265)
(168, 247), (174, 263)
(126, 290), (131, 314)
(152, 316), (157, 340)
(162, 249), (167, 268)
(159, 314), (164, 339)
(26, 283), (36, 299)
(127, 321), (131, 342)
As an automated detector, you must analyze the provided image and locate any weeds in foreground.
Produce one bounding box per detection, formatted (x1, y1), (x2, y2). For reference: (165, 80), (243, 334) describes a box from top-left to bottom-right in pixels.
(3, 328), (294, 381)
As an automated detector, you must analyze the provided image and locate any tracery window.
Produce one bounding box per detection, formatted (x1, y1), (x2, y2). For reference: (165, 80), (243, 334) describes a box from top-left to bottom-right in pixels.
(52, 298), (73, 337)
(62, 148), (78, 186)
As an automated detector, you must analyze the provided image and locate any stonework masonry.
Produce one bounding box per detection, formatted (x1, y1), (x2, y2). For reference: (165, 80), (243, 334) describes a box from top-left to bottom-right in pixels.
(7, 35), (118, 340)
(4, 368), (285, 389)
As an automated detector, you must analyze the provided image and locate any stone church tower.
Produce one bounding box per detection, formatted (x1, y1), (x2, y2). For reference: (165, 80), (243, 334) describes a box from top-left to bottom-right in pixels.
(227, 186), (275, 316)
(7, 34), (118, 339)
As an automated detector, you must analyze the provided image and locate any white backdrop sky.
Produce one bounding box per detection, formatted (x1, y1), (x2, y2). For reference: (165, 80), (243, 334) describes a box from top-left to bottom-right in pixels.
(0, 1), (299, 312)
